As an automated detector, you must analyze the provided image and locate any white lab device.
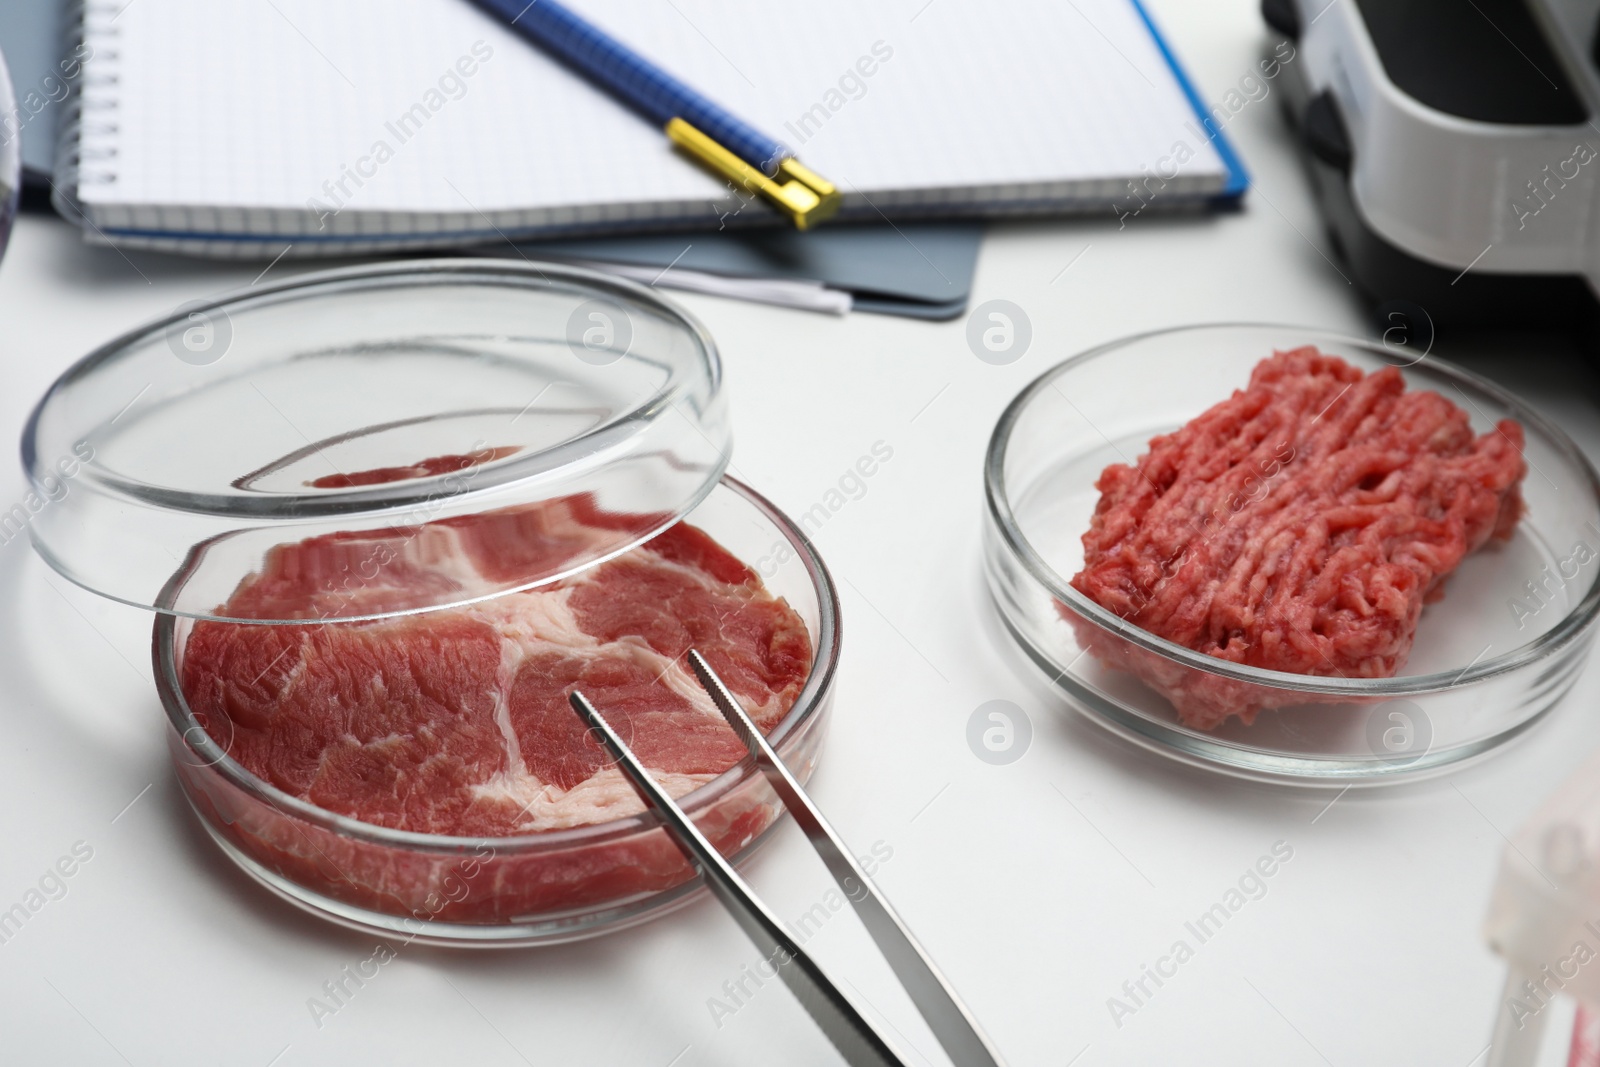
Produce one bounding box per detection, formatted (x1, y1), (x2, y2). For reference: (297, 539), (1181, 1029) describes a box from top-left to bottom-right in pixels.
(1264, 0), (1600, 333)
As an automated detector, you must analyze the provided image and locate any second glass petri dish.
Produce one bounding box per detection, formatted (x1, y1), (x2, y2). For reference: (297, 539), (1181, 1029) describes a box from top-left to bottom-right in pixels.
(984, 324), (1600, 785)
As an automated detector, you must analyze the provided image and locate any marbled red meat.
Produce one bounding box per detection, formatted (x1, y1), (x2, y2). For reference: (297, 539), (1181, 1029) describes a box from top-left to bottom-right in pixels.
(1068, 347), (1526, 730)
(306, 446), (522, 489)
(175, 495), (812, 921)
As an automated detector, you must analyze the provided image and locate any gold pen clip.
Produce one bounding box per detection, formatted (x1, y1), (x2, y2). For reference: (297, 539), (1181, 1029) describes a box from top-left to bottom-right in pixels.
(666, 117), (841, 230)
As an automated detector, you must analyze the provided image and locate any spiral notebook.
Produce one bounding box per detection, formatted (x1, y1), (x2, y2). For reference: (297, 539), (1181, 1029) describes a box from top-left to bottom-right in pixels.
(52, 0), (1246, 258)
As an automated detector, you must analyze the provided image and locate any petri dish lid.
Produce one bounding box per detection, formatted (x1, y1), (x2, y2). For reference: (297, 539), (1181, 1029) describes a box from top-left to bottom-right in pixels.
(20, 259), (731, 623)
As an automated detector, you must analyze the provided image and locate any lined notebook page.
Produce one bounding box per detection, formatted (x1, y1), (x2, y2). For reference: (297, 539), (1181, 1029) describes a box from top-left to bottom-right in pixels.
(65, 0), (1230, 250)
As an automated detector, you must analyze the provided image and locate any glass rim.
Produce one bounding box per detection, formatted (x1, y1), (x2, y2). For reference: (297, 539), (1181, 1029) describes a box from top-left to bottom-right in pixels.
(983, 321), (1600, 697)
(152, 475), (841, 854)
(22, 257), (732, 622)
(25, 258), (722, 514)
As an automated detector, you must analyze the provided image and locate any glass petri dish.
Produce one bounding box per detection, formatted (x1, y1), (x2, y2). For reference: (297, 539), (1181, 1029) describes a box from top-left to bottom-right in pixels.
(984, 323), (1600, 786)
(24, 259), (731, 620)
(22, 260), (840, 943)
(154, 477), (839, 947)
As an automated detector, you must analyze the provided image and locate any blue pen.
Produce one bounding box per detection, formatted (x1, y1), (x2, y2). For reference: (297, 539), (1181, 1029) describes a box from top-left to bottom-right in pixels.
(470, 0), (841, 229)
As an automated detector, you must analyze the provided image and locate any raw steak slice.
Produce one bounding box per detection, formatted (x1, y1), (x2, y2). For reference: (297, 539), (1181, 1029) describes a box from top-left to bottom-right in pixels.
(1068, 347), (1526, 730)
(213, 493), (668, 623)
(176, 495), (813, 921)
(306, 446), (521, 489)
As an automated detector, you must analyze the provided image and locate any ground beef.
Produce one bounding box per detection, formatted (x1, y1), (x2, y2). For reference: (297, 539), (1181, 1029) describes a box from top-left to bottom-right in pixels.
(1068, 347), (1526, 730)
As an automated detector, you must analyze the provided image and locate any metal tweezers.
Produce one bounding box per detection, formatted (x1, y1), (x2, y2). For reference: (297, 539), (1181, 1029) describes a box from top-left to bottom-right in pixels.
(570, 650), (1007, 1067)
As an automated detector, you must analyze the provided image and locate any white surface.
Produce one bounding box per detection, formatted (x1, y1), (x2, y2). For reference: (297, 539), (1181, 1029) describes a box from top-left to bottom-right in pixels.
(69, 0), (1226, 242)
(3, 1), (1599, 1064)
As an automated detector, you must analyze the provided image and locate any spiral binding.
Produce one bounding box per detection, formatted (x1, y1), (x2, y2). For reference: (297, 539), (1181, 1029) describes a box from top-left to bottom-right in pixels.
(52, 0), (121, 225)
